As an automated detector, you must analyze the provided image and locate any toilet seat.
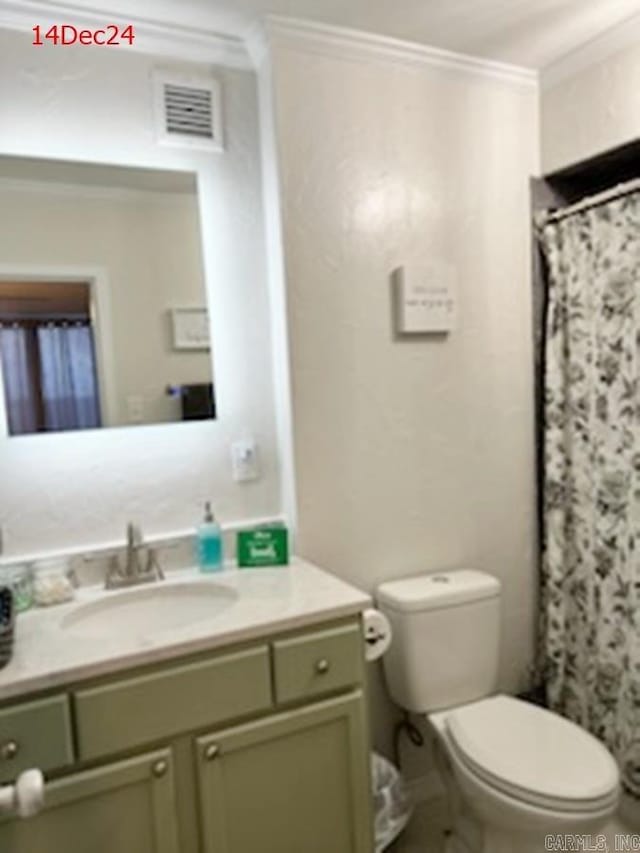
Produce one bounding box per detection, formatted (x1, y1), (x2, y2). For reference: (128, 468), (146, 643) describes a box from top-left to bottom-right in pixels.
(443, 695), (619, 814)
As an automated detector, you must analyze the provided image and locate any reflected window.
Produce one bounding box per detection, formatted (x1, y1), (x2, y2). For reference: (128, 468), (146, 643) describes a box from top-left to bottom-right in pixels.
(0, 281), (101, 435)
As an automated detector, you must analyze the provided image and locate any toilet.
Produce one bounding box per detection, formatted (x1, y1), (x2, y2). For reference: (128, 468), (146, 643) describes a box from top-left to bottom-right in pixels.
(376, 569), (620, 853)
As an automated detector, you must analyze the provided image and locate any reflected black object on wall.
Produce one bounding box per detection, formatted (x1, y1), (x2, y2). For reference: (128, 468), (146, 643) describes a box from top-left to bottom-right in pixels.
(167, 383), (216, 421)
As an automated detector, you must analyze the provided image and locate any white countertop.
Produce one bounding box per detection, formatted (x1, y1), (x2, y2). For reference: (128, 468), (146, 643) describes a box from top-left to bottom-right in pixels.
(0, 558), (371, 702)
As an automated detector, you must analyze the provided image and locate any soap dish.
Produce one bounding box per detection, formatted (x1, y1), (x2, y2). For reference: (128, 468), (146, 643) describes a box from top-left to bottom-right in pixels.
(0, 587), (15, 669)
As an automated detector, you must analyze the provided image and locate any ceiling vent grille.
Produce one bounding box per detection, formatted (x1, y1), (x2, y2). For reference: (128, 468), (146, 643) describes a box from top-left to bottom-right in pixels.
(153, 71), (223, 152)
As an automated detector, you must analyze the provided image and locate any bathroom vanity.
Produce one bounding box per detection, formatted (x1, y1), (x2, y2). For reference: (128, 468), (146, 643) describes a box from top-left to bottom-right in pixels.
(0, 559), (374, 853)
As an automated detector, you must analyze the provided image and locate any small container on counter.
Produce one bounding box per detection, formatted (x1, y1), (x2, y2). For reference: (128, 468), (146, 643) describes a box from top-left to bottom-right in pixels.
(33, 558), (75, 607)
(196, 502), (224, 573)
(0, 564), (34, 613)
(0, 586), (14, 669)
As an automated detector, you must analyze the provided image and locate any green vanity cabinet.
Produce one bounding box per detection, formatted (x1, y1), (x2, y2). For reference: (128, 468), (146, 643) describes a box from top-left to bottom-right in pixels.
(0, 617), (373, 853)
(196, 692), (372, 853)
(74, 646), (273, 761)
(0, 748), (180, 853)
(0, 695), (74, 781)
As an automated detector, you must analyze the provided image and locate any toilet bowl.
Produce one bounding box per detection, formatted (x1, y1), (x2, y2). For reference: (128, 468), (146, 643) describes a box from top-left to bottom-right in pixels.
(376, 570), (621, 853)
(429, 695), (619, 852)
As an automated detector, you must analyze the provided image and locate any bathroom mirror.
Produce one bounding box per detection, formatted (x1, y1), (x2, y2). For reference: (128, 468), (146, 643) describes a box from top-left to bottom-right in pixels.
(0, 156), (215, 436)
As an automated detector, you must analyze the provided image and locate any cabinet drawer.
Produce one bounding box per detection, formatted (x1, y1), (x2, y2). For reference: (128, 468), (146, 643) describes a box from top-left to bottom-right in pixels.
(75, 645), (272, 761)
(273, 622), (363, 705)
(0, 695), (73, 781)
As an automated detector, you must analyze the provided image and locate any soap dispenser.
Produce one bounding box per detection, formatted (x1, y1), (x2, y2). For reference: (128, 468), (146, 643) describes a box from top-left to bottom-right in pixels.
(197, 503), (223, 573)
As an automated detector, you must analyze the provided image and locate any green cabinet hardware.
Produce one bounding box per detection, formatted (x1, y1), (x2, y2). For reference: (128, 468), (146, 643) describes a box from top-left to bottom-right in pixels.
(0, 695), (73, 782)
(196, 691), (373, 853)
(204, 743), (220, 761)
(272, 622), (364, 705)
(75, 645), (272, 760)
(0, 748), (180, 853)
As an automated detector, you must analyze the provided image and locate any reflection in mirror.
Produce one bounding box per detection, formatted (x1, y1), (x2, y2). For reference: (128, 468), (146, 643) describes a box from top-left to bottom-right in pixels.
(0, 280), (101, 434)
(0, 156), (215, 436)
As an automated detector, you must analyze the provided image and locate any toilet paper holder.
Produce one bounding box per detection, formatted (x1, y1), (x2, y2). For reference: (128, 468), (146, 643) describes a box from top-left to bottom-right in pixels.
(362, 608), (392, 662)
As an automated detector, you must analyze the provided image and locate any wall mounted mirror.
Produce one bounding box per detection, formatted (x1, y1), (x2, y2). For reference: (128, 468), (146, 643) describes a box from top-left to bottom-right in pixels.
(0, 156), (215, 436)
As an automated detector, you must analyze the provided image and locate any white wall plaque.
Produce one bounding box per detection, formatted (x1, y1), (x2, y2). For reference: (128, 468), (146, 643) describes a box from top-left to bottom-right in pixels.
(393, 263), (458, 334)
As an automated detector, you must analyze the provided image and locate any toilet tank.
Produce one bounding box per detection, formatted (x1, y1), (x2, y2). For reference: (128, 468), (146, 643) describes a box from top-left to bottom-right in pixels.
(377, 570), (501, 713)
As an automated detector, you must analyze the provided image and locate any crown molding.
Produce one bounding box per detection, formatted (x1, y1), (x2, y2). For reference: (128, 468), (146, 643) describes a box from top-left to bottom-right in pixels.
(3, 3), (635, 90)
(0, 0), (252, 69)
(542, 11), (640, 90)
(261, 16), (539, 88)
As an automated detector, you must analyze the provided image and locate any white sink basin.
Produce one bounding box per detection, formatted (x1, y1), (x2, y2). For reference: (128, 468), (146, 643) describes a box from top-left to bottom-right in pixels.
(61, 582), (238, 640)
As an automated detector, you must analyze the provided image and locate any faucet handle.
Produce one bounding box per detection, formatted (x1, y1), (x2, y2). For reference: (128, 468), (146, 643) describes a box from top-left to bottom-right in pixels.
(104, 555), (124, 589)
(146, 549), (164, 581)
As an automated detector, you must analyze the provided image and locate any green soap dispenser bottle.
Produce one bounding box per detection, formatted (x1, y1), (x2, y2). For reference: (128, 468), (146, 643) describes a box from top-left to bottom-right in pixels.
(197, 502), (223, 573)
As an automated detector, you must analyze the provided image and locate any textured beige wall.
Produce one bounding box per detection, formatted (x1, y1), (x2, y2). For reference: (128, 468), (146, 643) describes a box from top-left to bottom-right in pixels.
(269, 40), (540, 753)
(542, 42), (640, 172)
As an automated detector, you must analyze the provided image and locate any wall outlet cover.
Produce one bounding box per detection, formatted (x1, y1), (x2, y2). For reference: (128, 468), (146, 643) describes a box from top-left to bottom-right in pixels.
(231, 439), (260, 482)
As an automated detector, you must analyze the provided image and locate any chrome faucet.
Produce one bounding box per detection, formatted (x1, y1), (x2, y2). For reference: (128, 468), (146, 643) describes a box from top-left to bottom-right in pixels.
(104, 523), (164, 590)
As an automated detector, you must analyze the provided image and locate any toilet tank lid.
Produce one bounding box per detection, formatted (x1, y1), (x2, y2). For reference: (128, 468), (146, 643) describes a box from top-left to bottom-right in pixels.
(376, 570), (500, 612)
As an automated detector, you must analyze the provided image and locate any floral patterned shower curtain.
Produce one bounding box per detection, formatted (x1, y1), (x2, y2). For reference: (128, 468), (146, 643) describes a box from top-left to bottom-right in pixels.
(539, 191), (640, 798)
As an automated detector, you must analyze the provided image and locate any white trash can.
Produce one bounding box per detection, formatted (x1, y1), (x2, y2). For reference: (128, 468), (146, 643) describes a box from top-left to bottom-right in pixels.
(372, 752), (413, 852)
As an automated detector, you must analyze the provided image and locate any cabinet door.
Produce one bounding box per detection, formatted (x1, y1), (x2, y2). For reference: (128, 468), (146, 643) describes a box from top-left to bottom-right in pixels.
(196, 691), (373, 853)
(0, 748), (179, 853)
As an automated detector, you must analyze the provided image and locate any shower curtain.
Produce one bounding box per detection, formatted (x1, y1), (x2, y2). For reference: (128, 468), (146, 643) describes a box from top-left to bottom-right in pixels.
(538, 190), (640, 798)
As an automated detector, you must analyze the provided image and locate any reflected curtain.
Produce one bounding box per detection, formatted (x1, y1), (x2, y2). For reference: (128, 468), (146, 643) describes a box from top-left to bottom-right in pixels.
(0, 323), (101, 434)
(0, 325), (39, 434)
(538, 192), (640, 797)
(37, 325), (101, 430)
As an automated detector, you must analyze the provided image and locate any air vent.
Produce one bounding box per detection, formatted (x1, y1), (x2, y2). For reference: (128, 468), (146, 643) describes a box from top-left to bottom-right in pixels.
(153, 71), (223, 152)
(165, 83), (213, 138)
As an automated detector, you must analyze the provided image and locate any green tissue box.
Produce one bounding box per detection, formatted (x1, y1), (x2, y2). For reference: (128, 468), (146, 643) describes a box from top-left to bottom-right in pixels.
(237, 527), (289, 567)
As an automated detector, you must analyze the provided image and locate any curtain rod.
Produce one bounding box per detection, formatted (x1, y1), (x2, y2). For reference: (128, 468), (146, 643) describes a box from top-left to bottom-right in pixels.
(538, 176), (640, 226)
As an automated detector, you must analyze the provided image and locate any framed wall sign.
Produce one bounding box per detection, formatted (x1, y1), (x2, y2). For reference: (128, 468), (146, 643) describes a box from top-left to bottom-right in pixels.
(170, 307), (210, 350)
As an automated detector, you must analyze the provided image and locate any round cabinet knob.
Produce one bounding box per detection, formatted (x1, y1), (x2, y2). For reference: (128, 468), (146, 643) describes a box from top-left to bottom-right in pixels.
(315, 658), (330, 675)
(205, 744), (220, 762)
(1, 741), (18, 761)
(152, 759), (168, 779)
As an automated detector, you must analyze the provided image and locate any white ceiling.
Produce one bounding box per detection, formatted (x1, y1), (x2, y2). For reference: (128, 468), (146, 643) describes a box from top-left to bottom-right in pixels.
(41, 0), (640, 68)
